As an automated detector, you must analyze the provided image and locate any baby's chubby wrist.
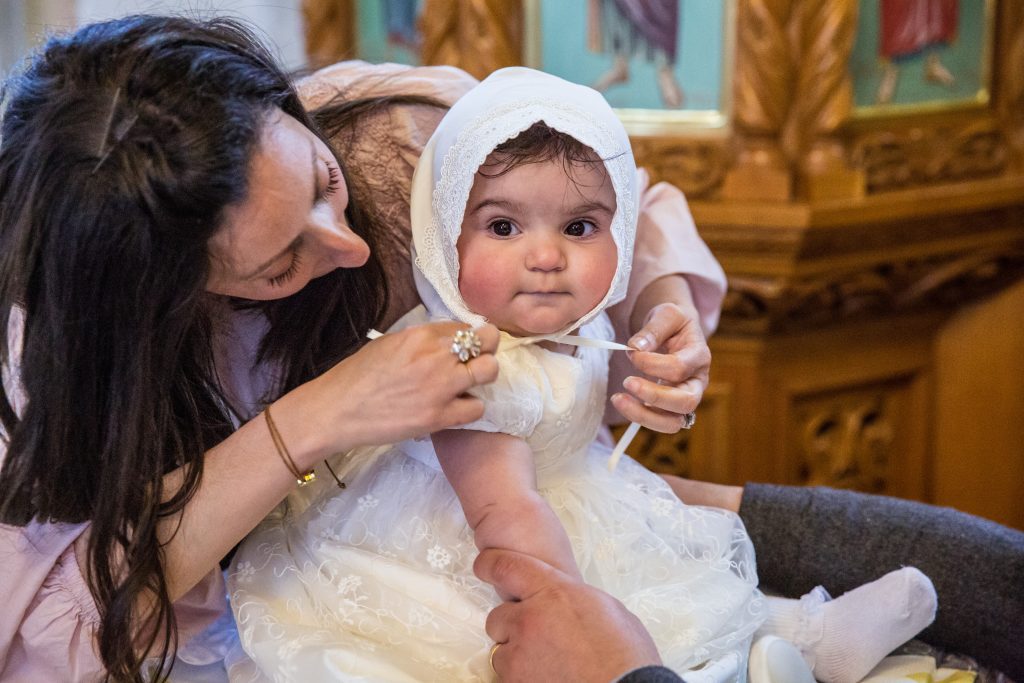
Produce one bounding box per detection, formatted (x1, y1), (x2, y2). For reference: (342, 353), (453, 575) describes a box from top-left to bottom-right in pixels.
(473, 490), (582, 580)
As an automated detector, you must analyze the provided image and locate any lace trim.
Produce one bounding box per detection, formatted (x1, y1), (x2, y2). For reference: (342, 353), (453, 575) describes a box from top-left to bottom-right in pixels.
(794, 585), (830, 670)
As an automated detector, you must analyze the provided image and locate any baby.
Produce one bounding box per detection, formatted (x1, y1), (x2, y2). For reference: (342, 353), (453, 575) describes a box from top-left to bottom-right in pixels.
(229, 68), (936, 683)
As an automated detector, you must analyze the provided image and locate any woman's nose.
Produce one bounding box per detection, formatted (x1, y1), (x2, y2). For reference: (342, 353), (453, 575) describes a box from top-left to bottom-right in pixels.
(525, 234), (566, 272)
(314, 218), (370, 268)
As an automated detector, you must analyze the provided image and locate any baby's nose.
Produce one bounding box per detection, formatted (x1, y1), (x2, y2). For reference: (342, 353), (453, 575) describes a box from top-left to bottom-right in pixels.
(525, 235), (566, 271)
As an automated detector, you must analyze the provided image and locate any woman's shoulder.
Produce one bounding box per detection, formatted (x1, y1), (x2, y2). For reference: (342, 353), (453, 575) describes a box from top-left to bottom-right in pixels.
(297, 60), (479, 111)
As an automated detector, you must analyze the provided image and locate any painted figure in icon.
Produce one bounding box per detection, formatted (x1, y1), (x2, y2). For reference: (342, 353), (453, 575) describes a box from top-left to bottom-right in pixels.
(876, 0), (959, 104)
(588, 0), (685, 108)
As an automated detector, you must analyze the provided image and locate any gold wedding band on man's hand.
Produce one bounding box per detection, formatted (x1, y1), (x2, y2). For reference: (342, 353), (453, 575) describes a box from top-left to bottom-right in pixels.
(451, 328), (482, 363)
(489, 642), (502, 674)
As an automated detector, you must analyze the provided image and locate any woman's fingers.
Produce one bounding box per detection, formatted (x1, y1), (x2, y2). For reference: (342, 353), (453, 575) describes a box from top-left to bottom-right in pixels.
(307, 321), (501, 452)
(612, 373), (704, 433)
(621, 374), (703, 414)
(438, 394), (486, 429)
(628, 343), (710, 386)
(619, 302), (710, 430)
(627, 301), (686, 349)
(611, 392), (693, 433)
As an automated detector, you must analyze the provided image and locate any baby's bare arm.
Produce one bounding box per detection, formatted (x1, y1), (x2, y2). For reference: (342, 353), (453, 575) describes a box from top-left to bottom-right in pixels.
(432, 429), (581, 584)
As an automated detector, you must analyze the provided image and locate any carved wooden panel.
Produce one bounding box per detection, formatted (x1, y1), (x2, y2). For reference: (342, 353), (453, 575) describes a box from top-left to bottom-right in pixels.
(722, 244), (1024, 334)
(790, 387), (897, 493)
(852, 120), (1007, 192)
(630, 138), (731, 200)
(611, 424), (694, 478)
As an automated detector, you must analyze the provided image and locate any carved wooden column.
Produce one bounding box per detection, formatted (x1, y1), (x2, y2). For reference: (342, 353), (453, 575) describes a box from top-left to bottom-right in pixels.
(720, 0), (794, 202)
(419, 0), (523, 79)
(303, 0), (355, 68)
(783, 0), (865, 200)
(997, 0), (1024, 172)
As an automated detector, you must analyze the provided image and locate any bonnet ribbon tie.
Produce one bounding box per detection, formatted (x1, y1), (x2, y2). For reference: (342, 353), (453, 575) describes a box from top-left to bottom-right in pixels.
(367, 329), (641, 472)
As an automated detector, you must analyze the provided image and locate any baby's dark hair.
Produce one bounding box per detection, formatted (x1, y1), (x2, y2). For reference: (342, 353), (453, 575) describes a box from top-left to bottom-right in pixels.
(479, 121), (604, 179)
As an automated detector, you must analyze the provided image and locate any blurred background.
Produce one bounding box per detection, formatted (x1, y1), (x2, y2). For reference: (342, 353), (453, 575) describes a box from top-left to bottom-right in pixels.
(1, 1), (306, 74)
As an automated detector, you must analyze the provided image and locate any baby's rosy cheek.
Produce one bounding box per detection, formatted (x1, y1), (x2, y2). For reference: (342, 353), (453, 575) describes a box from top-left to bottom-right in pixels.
(459, 261), (508, 315)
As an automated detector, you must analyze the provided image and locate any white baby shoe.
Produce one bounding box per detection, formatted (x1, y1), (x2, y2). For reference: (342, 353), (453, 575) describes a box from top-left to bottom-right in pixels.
(748, 636), (817, 683)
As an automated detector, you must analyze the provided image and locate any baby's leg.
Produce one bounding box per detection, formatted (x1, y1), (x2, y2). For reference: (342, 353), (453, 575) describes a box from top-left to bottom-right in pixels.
(757, 567), (937, 683)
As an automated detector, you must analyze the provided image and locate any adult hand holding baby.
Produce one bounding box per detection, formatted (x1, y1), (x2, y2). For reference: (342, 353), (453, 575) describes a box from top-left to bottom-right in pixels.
(476, 548), (664, 683)
(281, 322), (500, 459)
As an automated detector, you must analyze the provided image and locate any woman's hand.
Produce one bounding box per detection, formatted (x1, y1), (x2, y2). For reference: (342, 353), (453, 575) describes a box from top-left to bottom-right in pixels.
(476, 548), (661, 682)
(612, 299), (711, 434)
(278, 322), (500, 465)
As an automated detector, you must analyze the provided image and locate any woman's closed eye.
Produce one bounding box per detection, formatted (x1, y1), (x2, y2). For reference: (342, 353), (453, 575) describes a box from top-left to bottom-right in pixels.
(320, 162), (341, 201)
(268, 250), (303, 287)
(564, 219), (599, 238)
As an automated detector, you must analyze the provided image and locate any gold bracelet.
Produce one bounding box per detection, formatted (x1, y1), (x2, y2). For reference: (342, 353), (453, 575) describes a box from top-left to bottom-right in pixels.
(264, 405), (316, 487)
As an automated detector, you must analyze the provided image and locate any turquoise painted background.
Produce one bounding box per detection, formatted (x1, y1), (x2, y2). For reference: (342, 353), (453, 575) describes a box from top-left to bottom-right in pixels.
(850, 0), (989, 109)
(539, 1), (726, 112)
(356, 0), (422, 65)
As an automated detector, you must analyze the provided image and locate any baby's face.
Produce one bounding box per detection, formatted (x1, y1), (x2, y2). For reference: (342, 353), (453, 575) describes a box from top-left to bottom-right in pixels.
(456, 156), (618, 337)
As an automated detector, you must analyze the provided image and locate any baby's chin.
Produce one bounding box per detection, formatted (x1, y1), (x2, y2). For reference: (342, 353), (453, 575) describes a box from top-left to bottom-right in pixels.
(498, 316), (581, 338)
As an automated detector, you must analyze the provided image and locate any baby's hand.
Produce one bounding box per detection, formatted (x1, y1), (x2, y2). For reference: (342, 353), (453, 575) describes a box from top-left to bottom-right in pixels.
(611, 303), (709, 433)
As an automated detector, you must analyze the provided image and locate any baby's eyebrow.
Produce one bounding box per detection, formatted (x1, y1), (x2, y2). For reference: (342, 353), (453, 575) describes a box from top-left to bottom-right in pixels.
(568, 200), (614, 215)
(467, 198), (527, 215)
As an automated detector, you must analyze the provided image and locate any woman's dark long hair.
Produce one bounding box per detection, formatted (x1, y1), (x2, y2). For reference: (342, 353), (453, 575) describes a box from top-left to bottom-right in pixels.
(0, 15), (396, 680)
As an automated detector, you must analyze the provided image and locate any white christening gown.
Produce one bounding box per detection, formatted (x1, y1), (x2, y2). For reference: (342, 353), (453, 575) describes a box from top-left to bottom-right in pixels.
(228, 312), (765, 682)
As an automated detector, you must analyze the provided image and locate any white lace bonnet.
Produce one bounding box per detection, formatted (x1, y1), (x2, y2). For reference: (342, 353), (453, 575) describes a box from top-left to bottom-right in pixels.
(409, 66), (638, 337)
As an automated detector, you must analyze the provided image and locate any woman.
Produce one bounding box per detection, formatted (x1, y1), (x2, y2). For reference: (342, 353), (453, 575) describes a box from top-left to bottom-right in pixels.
(0, 15), (722, 681)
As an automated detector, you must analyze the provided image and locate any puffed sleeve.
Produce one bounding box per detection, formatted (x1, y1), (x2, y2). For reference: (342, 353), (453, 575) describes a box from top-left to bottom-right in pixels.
(0, 521), (104, 681)
(0, 522), (229, 681)
(460, 339), (547, 439)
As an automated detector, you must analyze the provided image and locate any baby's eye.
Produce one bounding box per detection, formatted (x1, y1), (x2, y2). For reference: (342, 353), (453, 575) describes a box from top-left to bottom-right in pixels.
(488, 220), (519, 237)
(564, 220), (598, 238)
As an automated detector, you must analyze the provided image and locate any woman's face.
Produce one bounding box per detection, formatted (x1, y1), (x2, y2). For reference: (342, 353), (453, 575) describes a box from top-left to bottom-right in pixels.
(206, 110), (370, 300)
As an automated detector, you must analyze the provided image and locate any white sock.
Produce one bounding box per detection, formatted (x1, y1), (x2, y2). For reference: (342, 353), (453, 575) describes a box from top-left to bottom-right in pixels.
(757, 567), (937, 683)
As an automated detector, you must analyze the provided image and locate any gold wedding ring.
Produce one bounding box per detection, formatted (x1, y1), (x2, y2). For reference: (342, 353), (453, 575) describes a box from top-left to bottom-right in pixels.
(464, 362), (477, 385)
(489, 642), (502, 674)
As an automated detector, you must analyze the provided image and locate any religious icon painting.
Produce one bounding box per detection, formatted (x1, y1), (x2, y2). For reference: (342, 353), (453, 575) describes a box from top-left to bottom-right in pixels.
(850, 0), (995, 117)
(524, 0), (736, 134)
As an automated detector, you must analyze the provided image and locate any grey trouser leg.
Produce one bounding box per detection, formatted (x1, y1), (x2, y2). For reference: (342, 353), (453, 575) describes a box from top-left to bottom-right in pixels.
(739, 484), (1024, 677)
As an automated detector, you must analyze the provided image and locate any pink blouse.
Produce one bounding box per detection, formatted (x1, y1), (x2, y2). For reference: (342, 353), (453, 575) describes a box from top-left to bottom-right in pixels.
(0, 62), (726, 681)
